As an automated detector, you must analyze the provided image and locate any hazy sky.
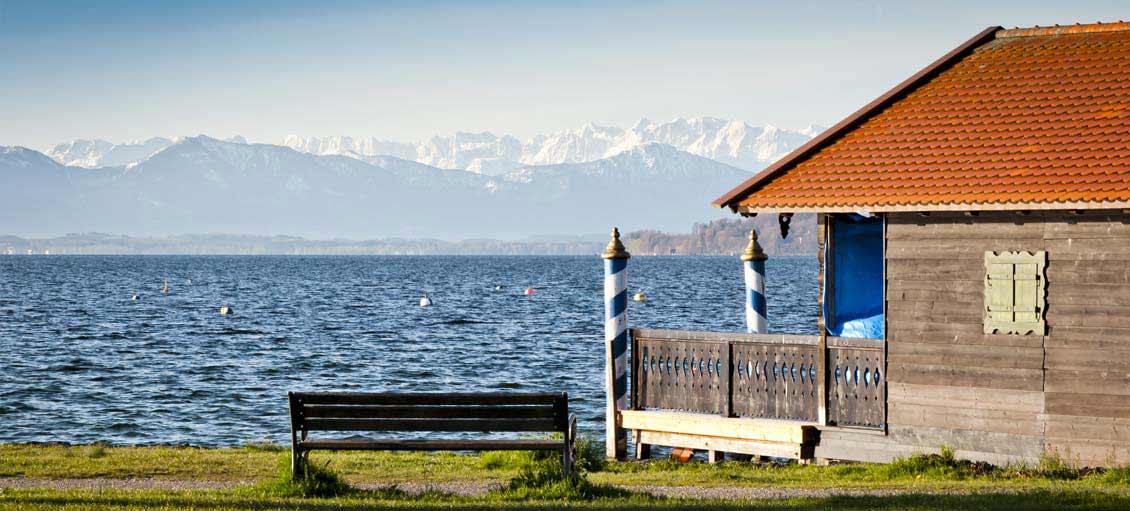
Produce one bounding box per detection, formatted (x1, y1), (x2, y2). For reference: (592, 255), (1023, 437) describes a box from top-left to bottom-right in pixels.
(2, 0), (1126, 150)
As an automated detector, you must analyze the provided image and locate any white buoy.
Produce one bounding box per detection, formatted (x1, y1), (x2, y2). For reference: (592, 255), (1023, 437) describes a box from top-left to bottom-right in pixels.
(220, 306), (234, 316)
(494, 285), (503, 292)
(131, 292), (140, 301)
(633, 292), (648, 302)
(186, 278), (192, 285)
(420, 293), (433, 307)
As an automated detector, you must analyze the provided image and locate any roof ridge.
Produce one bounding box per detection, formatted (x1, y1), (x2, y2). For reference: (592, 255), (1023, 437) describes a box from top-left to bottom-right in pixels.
(996, 21), (1130, 38)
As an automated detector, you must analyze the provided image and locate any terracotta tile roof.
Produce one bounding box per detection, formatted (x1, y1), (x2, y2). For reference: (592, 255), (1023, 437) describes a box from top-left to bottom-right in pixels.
(716, 22), (1130, 212)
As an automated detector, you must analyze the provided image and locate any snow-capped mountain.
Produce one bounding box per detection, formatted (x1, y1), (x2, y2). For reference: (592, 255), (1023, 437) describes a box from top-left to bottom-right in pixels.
(800, 124), (827, 138)
(521, 122), (637, 166)
(638, 118), (815, 170)
(281, 135), (417, 161)
(45, 117), (816, 173)
(48, 137), (175, 168)
(3, 137), (751, 239)
(47, 135), (249, 168)
(280, 117), (817, 172)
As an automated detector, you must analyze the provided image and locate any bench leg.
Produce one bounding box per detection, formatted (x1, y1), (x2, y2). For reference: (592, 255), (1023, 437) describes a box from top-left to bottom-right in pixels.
(563, 413), (577, 478)
(291, 448), (304, 480)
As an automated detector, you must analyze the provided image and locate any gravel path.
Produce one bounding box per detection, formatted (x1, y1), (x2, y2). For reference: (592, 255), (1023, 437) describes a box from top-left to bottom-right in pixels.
(0, 477), (1026, 499)
(0, 478), (249, 491)
(357, 481), (502, 496)
(622, 485), (1006, 500)
(0, 477), (502, 496)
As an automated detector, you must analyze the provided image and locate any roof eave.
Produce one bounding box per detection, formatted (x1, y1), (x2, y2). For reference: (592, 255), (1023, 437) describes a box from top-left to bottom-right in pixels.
(713, 25), (1003, 211)
(737, 200), (1130, 215)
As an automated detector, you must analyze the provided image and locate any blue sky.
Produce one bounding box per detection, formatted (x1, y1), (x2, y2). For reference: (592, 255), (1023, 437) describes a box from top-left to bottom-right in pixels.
(1, 0), (1126, 150)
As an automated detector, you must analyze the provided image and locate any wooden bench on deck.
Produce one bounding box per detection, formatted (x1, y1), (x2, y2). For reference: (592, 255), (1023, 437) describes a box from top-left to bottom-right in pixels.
(287, 391), (576, 478)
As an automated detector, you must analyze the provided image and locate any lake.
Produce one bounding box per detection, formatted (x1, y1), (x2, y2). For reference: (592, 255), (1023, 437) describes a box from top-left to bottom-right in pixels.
(0, 255), (817, 446)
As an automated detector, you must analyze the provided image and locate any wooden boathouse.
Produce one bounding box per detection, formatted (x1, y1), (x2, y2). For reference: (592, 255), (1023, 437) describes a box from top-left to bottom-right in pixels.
(608, 22), (1130, 468)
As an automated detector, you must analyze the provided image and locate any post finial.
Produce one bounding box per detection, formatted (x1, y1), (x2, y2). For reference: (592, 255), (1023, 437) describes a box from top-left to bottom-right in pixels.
(740, 228), (767, 262)
(602, 227), (631, 260)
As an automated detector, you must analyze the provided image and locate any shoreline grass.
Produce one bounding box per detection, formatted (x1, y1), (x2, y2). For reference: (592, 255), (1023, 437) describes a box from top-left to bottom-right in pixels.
(2, 443), (1129, 510)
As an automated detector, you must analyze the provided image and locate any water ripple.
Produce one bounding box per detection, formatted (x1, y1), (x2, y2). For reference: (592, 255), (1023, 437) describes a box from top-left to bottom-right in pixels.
(0, 255), (817, 446)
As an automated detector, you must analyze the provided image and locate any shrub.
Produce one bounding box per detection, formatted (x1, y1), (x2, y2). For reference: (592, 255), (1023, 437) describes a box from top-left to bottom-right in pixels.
(493, 458), (634, 501)
(1098, 466), (1130, 484)
(883, 445), (992, 480)
(251, 457), (355, 498)
(480, 435), (605, 474)
(573, 436), (607, 473)
(1033, 450), (1081, 480)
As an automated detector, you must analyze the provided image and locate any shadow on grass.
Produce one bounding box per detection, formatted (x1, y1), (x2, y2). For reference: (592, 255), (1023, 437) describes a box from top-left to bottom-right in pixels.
(7, 489), (1130, 511)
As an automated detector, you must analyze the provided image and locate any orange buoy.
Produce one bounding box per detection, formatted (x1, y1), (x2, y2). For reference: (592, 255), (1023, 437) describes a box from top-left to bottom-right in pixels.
(524, 287), (535, 296)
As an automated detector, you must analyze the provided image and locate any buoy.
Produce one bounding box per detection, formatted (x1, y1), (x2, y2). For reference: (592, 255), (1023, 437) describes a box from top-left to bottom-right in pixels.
(633, 292), (648, 302)
(494, 285), (503, 292)
(419, 293), (433, 307)
(220, 306), (234, 316)
(162, 279), (170, 294)
(524, 287), (535, 296)
(131, 292), (140, 301)
(186, 278), (192, 285)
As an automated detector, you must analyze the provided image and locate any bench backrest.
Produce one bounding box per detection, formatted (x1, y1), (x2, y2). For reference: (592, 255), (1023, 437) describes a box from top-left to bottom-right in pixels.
(289, 392), (569, 434)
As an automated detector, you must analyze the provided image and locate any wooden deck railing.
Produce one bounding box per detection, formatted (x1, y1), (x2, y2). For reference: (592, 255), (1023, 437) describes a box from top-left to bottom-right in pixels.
(826, 337), (885, 429)
(630, 329), (884, 429)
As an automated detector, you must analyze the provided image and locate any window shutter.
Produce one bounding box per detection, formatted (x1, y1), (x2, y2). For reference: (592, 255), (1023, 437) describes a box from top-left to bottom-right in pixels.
(984, 251), (1046, 335)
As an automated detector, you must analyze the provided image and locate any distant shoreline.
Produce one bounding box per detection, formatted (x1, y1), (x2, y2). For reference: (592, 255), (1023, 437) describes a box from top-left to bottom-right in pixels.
(0, 218), (818, 257)
(0, 253), (817, 258)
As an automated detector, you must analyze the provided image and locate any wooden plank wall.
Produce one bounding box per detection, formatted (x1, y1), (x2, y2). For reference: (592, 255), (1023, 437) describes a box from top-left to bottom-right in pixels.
(1042, 210), (1130, 466)
(815, 210), (1130, 467)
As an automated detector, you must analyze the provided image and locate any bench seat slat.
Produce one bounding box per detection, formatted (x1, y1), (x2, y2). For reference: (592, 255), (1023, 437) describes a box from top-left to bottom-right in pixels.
(302, 405), (557, 419)
(295, 392), (561, 406)
(298, 438), (563, 451)
(303, 418), (559, 432)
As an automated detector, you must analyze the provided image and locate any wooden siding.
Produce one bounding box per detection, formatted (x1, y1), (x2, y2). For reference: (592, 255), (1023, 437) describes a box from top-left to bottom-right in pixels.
(853, 210), (1130, 467)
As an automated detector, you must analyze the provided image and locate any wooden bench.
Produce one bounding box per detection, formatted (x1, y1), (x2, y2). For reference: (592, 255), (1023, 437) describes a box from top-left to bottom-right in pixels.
(287, 391), (576, 478)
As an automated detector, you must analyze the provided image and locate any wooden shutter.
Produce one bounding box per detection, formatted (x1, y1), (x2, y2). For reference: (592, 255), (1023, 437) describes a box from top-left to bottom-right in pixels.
(984, 251), (1046, 335)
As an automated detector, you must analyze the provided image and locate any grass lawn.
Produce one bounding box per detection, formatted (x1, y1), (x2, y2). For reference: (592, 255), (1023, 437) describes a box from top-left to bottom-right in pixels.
(2, 443), (1129, 510)
(5, 487), (1130, 511)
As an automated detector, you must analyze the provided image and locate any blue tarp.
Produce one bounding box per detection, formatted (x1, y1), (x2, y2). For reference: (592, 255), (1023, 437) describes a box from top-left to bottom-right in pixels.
(824, 215), (884, 339)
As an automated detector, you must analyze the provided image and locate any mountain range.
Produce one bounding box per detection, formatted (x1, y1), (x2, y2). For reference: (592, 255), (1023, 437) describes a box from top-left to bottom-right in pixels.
(3, 137), (760, 240)
(48, 118), (819, 173)
(5, 118), (819, 241)
(289, 117), (820, 173)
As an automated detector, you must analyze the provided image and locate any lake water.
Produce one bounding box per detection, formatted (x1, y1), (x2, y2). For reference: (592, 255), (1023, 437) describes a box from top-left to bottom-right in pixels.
(0, 255), (817, 446)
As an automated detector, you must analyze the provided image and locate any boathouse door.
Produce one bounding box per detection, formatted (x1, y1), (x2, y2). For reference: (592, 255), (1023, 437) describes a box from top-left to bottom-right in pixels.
(823, 214), (886, 430)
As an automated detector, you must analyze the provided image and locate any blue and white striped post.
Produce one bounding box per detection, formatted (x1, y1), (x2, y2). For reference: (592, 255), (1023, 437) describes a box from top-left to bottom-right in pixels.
(602, 227), (630, 460)
(742, 229), (768, 334)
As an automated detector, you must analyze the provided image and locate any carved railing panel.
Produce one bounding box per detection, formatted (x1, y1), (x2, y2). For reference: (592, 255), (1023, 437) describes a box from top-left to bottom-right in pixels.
(732, 343), (819, 422)
(634, 336), (727, 414)
(826, 338), (885, 429)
